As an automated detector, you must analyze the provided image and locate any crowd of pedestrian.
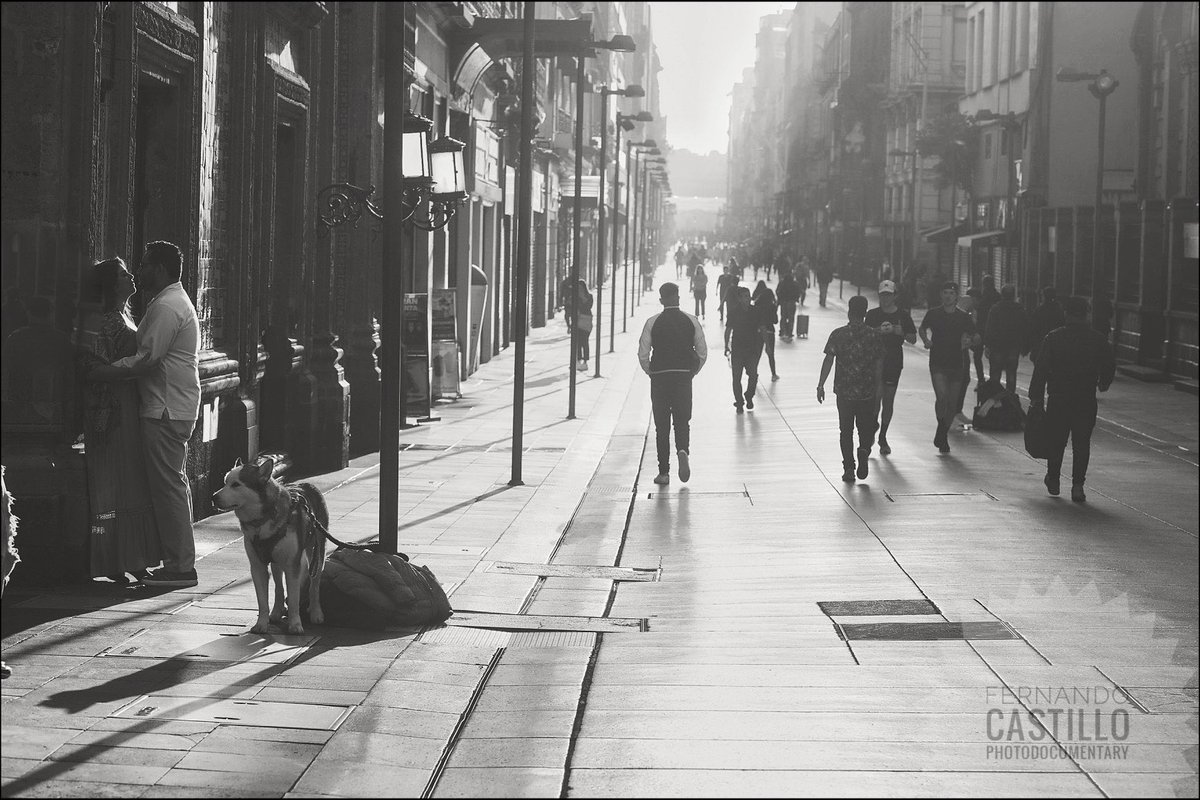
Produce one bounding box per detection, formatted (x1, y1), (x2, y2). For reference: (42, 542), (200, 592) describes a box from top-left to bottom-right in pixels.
(639, 239), (1117, 504)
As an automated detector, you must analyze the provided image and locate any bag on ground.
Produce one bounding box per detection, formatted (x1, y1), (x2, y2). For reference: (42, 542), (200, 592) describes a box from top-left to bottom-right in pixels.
(973, 386), (1026, 431)
(1024, 403), (1053, 459)
(795, 315), (809, 338)
(319, 549), (453, 629)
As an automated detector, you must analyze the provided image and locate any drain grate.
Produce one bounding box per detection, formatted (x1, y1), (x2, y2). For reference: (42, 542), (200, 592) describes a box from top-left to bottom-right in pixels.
(99, 627), (318, 664)
(416, 628), (596, 648)
(883, 491), (998, 502)
(838, 621), (1018, 641)
(111, 695), (352, 730)
(818, 599), (940, 616)
(447, 611), (646, 633)
(487, 562), (659, 581)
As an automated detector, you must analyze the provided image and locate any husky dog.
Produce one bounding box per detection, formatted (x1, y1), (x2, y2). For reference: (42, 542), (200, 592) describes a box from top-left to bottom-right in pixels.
(212, 456), (327, 635)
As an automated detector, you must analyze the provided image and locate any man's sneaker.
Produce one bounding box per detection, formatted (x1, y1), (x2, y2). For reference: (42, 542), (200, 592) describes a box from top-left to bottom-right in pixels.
(878, 437), (891, 455)
(745, 395), (755, 410)
(771, 373), (780, 381)
(1044, 474), (1060, 496)
(653, 472), (670, 486)
(841, 468), (856, 483)
(1071, 484), (1086, 503)
(677, 450), (691, 483)
(856, 448), (870, 479)
(734, 403), (744, 414)
(140, 568), (198, 588)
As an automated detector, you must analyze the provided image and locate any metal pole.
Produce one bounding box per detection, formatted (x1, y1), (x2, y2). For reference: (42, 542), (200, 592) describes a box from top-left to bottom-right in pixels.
(379, 1), (406, 553)
(609, 111), (620, 352)
(510, 0), (536, 486)
(595, 89), (607, 377)
(628, 140), (638, 328)
(568, 51), (585, 419)
(638, 162), (649, 302)
(1093, 92), (1106, 299)
(913, 79), (928, 277)
(629, 148), (641, 314)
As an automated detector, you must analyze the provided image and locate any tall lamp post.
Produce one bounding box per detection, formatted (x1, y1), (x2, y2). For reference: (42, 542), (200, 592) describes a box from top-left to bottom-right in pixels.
(1057, 67), (1119, 296)
(567, 25), (636, 419)
(593, 84), (645, 372)
(639, 157), (667, 299)
(610, 108), (652, 343)
(626, 140), (658, 319)
(315, 5), (467, 553)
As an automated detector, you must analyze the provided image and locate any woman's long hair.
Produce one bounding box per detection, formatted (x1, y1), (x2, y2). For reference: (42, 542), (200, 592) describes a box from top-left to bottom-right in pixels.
(86, 257), (130, 315)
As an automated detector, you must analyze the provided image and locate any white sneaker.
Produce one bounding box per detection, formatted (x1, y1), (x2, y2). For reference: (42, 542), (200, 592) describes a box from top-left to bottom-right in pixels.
(677, 450), (690, 483)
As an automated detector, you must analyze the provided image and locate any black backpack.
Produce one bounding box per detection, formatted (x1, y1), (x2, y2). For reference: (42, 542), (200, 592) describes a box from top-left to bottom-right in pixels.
(973, 383), (1027, 432)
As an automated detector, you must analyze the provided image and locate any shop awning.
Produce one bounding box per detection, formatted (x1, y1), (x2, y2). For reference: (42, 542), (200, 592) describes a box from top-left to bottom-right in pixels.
(922, 223), (968, 243)
(957, 229), (1008, 247)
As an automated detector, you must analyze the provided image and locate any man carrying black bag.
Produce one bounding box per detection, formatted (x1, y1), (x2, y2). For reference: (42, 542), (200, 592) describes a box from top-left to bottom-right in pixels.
(1028, 297), (1116, 502)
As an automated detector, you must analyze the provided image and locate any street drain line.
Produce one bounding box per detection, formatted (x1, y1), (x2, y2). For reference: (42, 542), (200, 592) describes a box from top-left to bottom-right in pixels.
(420, 646), (506, 800)
(560, 405), (653, 799)
(759, 389), (942, 618)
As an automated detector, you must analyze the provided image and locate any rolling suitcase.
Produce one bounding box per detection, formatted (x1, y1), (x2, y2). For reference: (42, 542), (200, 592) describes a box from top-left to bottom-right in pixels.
(795, 314), (809, 338)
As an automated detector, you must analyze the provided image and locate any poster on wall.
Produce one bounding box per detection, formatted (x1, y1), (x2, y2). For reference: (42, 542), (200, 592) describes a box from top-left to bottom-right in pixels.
(403, 293), (431, 419)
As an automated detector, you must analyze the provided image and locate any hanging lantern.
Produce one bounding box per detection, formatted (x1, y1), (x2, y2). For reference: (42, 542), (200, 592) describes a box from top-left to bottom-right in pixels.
(429, 136), (468, 202)
(402, 112), (433, 182)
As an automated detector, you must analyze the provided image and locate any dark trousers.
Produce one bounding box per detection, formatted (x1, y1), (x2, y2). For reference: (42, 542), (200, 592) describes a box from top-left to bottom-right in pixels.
(574, 328), (589, 361)
(762, 331), (777, 376)
(694, 295), (706, 317)
(651, 373), (693, 473)
(818, 282), (830, 306)
(972, 347), (986, 383)
(836, 395), (879, 469)
(730, 344), (763, 405)
(1046, 393), (1098, 485)
(988, 350), (1020, 393)
(930, 367), (964, 441)
(779, 301), (797, 336)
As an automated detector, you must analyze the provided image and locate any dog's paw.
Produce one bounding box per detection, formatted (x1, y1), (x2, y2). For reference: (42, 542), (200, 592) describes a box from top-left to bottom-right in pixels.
(285, 622), (305, 635)
(308, 608), (324, 626)
(251, 619), (271, 634)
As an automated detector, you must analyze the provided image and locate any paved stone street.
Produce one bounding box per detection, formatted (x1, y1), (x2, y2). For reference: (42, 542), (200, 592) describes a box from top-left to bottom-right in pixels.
(3, 262), (1197, 799)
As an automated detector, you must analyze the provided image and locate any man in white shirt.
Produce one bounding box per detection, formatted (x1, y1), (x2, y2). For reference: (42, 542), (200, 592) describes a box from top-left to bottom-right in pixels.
(91, 241), (201, 588)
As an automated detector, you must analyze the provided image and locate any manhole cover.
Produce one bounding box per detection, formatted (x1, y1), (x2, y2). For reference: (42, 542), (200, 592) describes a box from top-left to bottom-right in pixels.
(100, 626), (318, 663)
(111, 695), (352, 730)
(416, 628), (596, 648)
(487, 562), (659, 581)
(838, 621), (1018, 641)
(447, 611), (645, 633)
(818, 599), (940, 616)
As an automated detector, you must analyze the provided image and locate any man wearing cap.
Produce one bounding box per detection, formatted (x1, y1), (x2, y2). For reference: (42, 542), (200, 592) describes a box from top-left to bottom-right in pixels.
(865, 280), (917, 455)
(638, 283), (708, 486)
(817, 295), (885, 483)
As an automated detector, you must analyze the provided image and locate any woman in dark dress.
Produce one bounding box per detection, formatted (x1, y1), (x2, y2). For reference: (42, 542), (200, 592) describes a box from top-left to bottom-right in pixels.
(78, 258), (161, 583)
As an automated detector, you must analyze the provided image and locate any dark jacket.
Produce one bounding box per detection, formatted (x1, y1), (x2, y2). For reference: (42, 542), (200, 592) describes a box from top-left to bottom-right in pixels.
(1029, 322), (1116, 403)
(776, 275), (801, 304)
(1030, 300), (1066, 360)
(638, 307), (707, 375)
(984, 298), (1030, 354)
(752, 289), (778, 330)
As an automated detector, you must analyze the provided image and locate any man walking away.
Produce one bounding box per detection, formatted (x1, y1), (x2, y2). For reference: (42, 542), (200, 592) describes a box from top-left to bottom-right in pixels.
(865, 280), (917, 455)
(1028, 296), (1115, 502)
(93, 241), (201, 588)
(817, 296), (885, 483)
(776, 270), (800, 340)
(984, 285), (1029, 392)
(715, 264), (733, 323)
(919, 282), (980, 454)
(639, 283), (707, 486)
(815, 257), (833, 307)
(675, 245), (686, 280)
(724, 286), (762, 413)
(1029, 286), (1066, 364)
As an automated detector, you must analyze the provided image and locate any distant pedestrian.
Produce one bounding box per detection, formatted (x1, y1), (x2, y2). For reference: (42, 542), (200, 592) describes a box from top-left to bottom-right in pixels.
(89, 241), (201, 588)
(724, 286), (763, 413)
(865, 280), (917, 455)
(567, 278), (593, 371)
(639, 283), (707, 486)
(983, 284), (1029, 392)
(1028, 296), (1116, 502)
(776, 271), (800, 339)
(720, 262), (742, 322)
(918, 282), (980, 454)
(753, 280), (779, 381)
(690, 264), (709, 319)
(674, 245), (686, 280)
(686, 249), (702, 280)
(797, 264), (809, 306)
(773, 252), (791, 285)
(815, 257), (833, 307)
(1029, 286), (1066, 363)
(817, 295), (885, 483)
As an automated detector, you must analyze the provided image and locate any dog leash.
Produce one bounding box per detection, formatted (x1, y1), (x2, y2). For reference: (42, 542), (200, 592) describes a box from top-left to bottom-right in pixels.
(290, 488), (380, 552)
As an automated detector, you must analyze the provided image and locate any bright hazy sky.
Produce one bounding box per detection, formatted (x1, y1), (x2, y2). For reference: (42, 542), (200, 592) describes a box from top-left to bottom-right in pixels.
(652, 1), (840, 155)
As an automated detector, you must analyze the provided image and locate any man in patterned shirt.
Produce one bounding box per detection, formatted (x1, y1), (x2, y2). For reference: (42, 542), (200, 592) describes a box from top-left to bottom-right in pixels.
(817, 295), (885, 483)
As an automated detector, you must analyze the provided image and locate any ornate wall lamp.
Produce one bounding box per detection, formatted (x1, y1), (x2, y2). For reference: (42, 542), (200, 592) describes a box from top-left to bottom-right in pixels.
(316, 111), (468, 236)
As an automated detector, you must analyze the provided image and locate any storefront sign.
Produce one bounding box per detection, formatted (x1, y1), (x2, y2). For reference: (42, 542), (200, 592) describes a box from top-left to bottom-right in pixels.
(403, 293), (430, 418)
(431, 288), (457, 342)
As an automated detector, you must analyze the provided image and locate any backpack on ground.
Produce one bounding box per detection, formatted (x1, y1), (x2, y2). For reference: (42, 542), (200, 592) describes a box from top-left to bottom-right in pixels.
(319, 549), (453, 630)
(973, 382), (1026, 431)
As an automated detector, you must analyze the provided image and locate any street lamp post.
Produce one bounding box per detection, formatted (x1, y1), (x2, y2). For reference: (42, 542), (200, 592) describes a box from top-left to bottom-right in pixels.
(594, 85), (645, 370)
(626, 140), (657, 319)
(315, 5), (467, 553)
(610, 108), (651, 344)
(1057, 67), (1119, 296)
